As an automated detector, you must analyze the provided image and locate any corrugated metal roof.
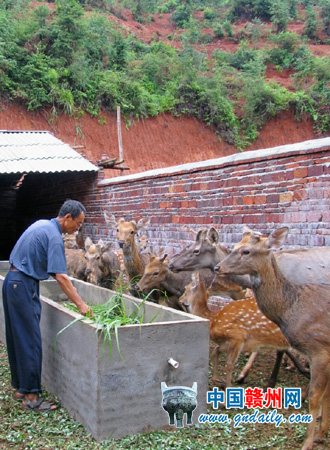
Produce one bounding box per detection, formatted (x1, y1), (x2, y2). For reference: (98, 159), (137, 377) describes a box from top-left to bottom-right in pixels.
(0, 131), (99, 174)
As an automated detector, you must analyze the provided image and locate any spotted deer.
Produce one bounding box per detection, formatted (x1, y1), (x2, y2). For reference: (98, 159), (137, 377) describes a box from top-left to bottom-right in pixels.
(112, 249), (129, 286)
(179, 270), (292, 389)
(104, 211), (151, 283)
(217, 227), (330, 450)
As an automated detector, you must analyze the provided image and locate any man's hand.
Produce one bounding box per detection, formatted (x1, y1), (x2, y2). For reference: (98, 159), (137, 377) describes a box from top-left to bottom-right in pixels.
(79, 303), (93, 318)
(55, 273), (93, 317)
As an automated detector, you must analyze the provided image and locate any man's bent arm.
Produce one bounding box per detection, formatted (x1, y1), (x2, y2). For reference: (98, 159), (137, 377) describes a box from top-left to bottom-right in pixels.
(54, 273), (90, 316)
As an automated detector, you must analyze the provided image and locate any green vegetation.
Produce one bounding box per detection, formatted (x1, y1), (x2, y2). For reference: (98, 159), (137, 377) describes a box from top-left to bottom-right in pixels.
(56, 286), (158, 359)
(0, 0), (329, 149)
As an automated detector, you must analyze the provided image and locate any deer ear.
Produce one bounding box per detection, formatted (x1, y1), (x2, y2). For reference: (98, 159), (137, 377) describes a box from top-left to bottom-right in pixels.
(103, 211), (117, 227)
(95, 242), (103, 252)
(242, 225), (253, 236)
(208, 227), (219, 244)
(137, 217), (150, 232)
(85, 236), (93, 251)
(268, 227), (289, 249)
(196, 228), (207, 243)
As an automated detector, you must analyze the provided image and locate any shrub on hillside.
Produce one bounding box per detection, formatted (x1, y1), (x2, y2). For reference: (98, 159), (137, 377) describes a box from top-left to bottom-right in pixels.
(228, 0), (272, 21)
(171, 3), (192, 28)
(241, 76), (296, 138)
(203, 7), (216, 20)
(174, 73), (240, 146)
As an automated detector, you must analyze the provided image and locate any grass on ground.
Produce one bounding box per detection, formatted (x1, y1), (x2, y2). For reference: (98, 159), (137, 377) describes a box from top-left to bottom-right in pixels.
(0, 341), (329, 450)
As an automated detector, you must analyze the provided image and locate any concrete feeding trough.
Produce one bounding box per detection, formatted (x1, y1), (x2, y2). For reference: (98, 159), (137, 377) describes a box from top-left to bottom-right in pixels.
(0, 261), (209, 441)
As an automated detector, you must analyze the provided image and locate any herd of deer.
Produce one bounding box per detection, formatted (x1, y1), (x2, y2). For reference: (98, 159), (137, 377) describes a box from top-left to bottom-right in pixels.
(63, 211), (330, 450)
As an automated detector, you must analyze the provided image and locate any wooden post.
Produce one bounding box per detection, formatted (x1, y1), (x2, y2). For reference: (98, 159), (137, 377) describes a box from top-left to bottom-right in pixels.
(117, 106), (124, 176)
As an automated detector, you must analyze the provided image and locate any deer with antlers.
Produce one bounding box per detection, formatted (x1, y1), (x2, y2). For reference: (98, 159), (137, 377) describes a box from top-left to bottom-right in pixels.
(217, 227), (330, 450)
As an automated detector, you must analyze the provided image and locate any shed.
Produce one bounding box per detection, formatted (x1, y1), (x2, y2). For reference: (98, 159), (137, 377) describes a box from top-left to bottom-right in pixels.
(0, 130), (99, 259)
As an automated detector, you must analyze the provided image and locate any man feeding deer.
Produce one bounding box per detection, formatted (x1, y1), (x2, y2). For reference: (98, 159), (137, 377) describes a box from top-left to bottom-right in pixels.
(2, 199), (92, 413)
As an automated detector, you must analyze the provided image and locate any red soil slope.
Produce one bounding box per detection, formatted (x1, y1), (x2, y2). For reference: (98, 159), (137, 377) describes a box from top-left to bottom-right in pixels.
(2, 3), (328, 176)
(0, 101), (317, 177)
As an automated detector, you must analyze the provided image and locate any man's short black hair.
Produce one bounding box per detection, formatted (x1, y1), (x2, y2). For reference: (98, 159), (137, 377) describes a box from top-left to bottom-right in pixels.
(58, 199), (86, 219)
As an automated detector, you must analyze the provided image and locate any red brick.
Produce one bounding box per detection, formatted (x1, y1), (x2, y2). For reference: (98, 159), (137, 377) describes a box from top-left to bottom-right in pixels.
(243, 196), (254, 205)
(308, 165), (324, 177)
(266, 213), (282, 223)
(233, 197), (243, 205)
(279, 192), (292, 203)
(285, 170), (294, 180)
(256, 214), (266, 224)
(292, 189), (309, 201)
(266, 194), (280, 203)
(293, 167), (308, 179)
(271, 172), (286, 182)
(233, 215), (243, 224)
(223, 197), (233, 206)
(222, 215), (233, 224)
(285, 162), (300, 170)
(168, 184), (184, 193)
(254, 195), (267, 205)
(200, 183), (209, 191)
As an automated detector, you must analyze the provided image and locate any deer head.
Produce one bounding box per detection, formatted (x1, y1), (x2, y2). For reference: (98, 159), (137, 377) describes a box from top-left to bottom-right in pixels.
(217, 227), (289, 281)
(169, 227), (229, 271)
(104, 211), (150, 250)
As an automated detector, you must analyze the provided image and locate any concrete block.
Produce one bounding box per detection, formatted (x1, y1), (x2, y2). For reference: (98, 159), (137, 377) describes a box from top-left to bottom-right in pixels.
(0, 265), (209, 441)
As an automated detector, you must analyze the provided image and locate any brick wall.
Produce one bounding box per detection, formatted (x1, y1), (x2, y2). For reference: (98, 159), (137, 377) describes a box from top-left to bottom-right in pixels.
(82, 138), (330, 255)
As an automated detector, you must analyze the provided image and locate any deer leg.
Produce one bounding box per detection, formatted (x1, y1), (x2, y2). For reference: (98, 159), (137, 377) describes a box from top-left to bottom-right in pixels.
(236, 352), (258, 384)
(224, 343), (244, 389)
(315, 376), (330, 443)
(264, 350), (285, 390)
(211, 346), (221, 385)
(302, 363), (329, 450)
